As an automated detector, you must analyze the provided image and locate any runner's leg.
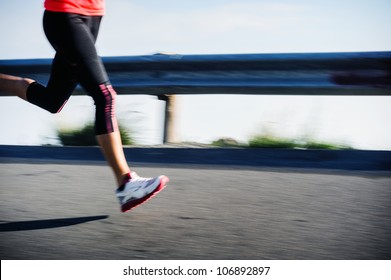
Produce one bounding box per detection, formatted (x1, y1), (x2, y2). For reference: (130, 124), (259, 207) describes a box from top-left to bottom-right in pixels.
(0, 73), (34, 100)
(42, 11), (130, 185)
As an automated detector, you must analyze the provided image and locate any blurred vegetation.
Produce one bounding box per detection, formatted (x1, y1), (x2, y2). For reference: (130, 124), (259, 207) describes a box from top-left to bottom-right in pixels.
(212, 136), (353, 150)
(57, 123), (352, 149)
(211, 137), (245, 147)
(249, 135), (352, 149)
(248, 136), (296, 149)
(301, 141), (352, 150)
(57, 123), (134, 146)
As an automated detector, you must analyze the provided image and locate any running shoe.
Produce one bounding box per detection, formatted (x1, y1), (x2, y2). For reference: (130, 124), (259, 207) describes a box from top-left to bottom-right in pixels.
(116, 172), (169, 212)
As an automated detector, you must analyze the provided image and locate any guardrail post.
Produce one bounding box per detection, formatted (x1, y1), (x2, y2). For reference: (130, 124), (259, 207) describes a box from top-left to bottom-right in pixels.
(159, 94), (178, 144)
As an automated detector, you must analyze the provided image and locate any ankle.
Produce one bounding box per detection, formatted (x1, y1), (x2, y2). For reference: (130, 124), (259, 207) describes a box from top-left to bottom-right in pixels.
(118, 171), (131, 186)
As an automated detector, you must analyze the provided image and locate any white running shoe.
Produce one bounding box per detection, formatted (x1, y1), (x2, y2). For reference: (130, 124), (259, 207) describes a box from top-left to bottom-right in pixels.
(116, 172), (169, 212)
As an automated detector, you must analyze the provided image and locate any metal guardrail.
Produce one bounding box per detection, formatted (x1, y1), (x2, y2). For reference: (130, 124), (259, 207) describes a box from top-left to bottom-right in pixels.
(1, 51), (390, 142)
(1, 51), (391, 96)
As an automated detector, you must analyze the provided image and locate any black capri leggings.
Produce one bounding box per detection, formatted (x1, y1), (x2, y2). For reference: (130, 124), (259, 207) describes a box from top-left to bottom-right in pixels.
(27, 10), (118, 135)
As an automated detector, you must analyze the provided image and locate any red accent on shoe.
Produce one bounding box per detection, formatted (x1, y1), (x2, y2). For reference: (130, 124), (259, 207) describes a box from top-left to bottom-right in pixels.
(121, 176), (169, 212)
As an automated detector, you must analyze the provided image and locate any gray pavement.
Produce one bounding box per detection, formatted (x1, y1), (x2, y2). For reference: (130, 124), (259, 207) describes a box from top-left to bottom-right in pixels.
(0, 146), (391, 259)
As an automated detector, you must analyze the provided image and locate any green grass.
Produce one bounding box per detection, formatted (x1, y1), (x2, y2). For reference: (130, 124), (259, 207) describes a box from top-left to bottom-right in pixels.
(211, 137), (245, 147)
(303, 140), (353, 150)
(57, 123), (134, 146)
(248, 135), (352, 150)
(211, 136), (353, 150)
(248, 136), (297, 149)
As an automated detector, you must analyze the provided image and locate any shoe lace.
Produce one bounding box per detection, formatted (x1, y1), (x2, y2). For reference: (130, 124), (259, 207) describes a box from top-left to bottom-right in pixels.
(129, 172), (152, 186)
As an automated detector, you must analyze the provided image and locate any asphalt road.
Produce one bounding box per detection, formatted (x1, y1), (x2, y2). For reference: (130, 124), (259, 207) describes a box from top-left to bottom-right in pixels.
(0, 146), (390, 259)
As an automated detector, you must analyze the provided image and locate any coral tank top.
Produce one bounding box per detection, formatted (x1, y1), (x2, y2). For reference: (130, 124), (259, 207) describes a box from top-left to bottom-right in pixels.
(44, 0), (105, 16)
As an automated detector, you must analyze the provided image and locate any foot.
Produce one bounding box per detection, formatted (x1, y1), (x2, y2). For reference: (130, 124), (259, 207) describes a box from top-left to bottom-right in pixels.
(116, 172), (169, 212)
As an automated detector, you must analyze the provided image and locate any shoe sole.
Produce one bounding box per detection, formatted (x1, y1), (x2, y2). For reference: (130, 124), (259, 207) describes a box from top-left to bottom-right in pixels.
(121, 176), (169, 212)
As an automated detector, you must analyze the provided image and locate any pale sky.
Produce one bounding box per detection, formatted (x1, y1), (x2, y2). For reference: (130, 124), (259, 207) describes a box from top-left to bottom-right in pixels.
(0, 0), (390, 149)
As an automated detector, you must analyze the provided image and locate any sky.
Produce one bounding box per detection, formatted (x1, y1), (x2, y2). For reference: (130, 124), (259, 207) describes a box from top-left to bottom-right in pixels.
(0, 0), (390, 149)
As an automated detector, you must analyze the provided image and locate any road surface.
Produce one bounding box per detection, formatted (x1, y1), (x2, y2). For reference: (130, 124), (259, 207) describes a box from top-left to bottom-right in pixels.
(0, 146), (390, 259)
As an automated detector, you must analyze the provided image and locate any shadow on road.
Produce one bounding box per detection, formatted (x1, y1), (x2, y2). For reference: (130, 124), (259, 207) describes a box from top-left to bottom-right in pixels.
(0, 215), (109, 232)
